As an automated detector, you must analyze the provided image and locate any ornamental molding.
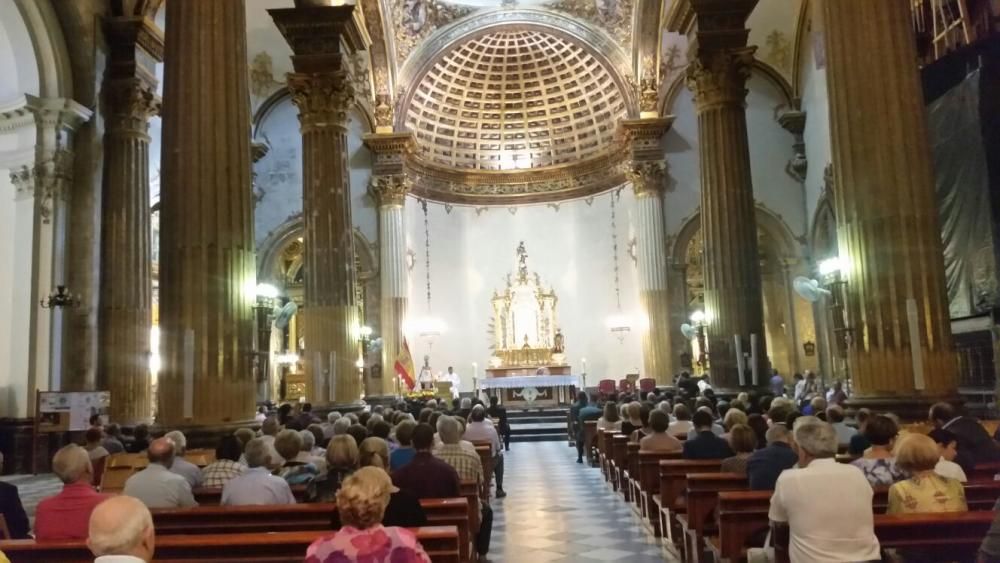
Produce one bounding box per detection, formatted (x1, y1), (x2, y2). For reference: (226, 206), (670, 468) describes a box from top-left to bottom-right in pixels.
(405, 145), (628, 205)
(368, 174), (411, 207)
(104, 77), (160, 134)
(9, 147), (74, 223)
(626, 160), (667, 197)
(0, 95), (92, 135)
(686, 47), (756, 110)
(286, 71), (355, 130)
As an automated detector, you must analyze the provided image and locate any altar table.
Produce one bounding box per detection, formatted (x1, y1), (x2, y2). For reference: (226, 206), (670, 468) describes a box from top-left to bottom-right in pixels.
(480, 374), (580, 406)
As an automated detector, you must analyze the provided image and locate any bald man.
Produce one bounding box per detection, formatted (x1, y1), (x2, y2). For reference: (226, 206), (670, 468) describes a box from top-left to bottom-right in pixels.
(123, 438), (197, 508)
(88, 496), (155, 563)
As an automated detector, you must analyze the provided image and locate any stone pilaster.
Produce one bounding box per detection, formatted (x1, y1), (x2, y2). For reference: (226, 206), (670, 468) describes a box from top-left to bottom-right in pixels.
(158, 0), (257, 425)
(822, 0), (957, 409)
(679, 0), (767, 391)
(98, 16), (162, 424)
(364, 132), (414, 396)
(271, 5), (367, 404)
(0, 96), (91, 415)
(621, 118), (675, 383)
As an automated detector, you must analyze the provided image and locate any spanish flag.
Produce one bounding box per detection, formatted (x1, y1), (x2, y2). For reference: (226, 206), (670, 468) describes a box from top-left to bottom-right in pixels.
(395, 338), (416, 391)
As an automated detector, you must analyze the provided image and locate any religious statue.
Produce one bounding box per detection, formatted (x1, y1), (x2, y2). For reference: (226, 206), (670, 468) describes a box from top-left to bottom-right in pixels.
(552, 328), (565, 354)
(516, 241), (529, 282)
(522, 334), (531, 350)
(418, 354), (434, 390)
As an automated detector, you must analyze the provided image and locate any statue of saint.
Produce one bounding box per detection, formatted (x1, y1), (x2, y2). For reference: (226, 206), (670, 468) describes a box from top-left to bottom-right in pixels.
(552, 328), (565, 354)
(522, 334), (531, 349)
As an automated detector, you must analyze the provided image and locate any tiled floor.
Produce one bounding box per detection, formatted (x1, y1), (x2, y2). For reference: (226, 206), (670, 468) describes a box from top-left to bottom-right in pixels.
(488, 441), (680, 562)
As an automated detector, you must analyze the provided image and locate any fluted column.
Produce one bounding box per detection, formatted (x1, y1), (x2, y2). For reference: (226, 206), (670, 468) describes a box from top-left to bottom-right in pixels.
(364, 132), (414, 396)
(158, 0), (256, 425)
(822, 0), (957, 407)
(98, 17), (162, 424)
(271, 5), (366, 404)
(683, 0), (767, 391)
(621, 118), (674, 383)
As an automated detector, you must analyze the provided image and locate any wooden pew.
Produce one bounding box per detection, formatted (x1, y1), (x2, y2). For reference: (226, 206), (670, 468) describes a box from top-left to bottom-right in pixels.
(192, 485), (309, 505)
(472, 444), (494, 500)
(970, 461), (1000, 482)
(611, 434), (630, 501)
(583, 420), (598, 465)
(0, 526), (461, 563)
(637, 450), (682, 538)
(598, 430), (617, 487)
(626, 442), (641, 508)
(710, 481), (1000, 563)
(150, 499), (473, 563)
(775, 512), (997, 563)
(658, 459), (723, 554)
(679, 473), (748, 563)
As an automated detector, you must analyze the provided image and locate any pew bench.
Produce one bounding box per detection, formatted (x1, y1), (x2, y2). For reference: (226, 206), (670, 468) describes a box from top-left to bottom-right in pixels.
(657, 459), (723, 553)
(636, 450), (682, 538)
(149, 498), (473, 562)
(583, 420), (598, 465)
(677, 473), (748, 563)
(709, 481), (1000, 563)
(0, 526), (461, 563)
(611, 435), (630, 501)
(192, 485), (309, 505)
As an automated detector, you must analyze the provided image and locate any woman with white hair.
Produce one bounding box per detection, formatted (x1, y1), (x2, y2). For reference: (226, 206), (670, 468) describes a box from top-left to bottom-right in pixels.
(306, 467), (432, 563)
(330, 438), (427, 529)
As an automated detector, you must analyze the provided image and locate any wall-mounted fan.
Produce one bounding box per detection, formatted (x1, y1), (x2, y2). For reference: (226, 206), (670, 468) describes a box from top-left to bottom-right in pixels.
(792, 276), (832, 303)
(680, 323), (696, 340)
(273, 301), (299, 329)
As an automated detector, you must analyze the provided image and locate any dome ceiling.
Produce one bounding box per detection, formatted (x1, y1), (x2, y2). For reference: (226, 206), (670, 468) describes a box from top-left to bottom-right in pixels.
(402, 28), (629, 171)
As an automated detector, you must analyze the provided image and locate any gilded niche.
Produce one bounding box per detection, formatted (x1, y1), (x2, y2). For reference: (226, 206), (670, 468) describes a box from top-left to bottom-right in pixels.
(392, 0), (476, 67)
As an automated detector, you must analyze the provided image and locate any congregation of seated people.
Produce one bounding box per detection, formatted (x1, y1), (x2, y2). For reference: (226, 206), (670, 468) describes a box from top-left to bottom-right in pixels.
(570, 370), (1000, 562)
(0, 398), (509, 562)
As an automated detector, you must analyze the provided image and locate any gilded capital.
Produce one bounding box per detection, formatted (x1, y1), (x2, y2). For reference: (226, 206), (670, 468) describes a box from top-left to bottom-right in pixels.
(626, 160), (667, 197)
(287, 71), (355, 130)
(686, 48), (756, 110)
(369, 174), (411, 207)
(105, 77), (160, 136)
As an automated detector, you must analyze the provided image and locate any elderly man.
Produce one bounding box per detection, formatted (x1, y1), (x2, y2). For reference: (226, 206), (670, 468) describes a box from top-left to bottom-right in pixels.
(259, 415), (285, 466)
(123, 438), (197, 508)
(34, 444), (110, 540)
(163, 430), (202, 488)
(746, 424), (799, 490)
(770, 419), (880, 562)
(88, 496), (155, 563)
(464, 405), (505, 498)
(434, 415), (493, 557)
(826, 405), (857, 447)
(102, 424), (126, 454)
(222, 437), (296, 505)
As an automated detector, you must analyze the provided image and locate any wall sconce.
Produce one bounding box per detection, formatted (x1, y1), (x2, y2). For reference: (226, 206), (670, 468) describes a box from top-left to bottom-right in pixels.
(41, 286), (80, 309)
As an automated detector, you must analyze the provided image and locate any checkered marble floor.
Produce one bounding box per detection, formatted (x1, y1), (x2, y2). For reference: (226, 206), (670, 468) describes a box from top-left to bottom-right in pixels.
(488, 441), (680, 562)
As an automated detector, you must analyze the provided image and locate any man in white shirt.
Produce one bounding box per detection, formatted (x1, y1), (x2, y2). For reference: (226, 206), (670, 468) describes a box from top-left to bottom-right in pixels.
(222, 437), (296, 506)
(123, 438), (197, 509)
(87, 496), (155, 563)
(769, 418), (880, 562)
(464, 405), (505, 497)
(164, 430), (203, 488)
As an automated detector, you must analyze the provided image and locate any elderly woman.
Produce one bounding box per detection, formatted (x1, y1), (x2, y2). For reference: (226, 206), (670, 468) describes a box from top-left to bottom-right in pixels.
(668, 404), (693, 436)
(887, 433), (967, 514)
(306, 467), (432, 563)
(850, 414), (905, 487)
(720, 424), (757, 475)
(297, 430), (328, 475)
(331, 438), (426, 529)
(310, 435), (360, 502)
(274, 429), (319, 486)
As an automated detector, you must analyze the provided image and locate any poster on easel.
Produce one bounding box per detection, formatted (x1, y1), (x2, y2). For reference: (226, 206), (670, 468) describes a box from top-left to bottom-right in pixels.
(37, 391), (111, 432)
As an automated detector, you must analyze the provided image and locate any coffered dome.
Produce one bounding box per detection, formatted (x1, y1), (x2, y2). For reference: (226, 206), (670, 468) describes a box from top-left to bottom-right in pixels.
(402, 28), (629, 171)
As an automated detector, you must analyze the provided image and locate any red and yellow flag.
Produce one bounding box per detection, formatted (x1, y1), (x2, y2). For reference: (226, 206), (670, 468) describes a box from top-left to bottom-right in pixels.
(395, 338), (416, 391)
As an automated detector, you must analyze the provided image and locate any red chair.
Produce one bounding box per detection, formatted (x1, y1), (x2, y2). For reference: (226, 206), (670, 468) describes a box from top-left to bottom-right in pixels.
(618, 379), (635, 394)
(638, 378), (656, 394)
(598, 379), (615, 398)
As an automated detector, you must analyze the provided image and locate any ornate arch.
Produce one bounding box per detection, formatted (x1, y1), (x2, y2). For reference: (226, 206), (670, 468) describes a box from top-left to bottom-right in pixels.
(660, 58), (796, 116)
(251, 87), (376, 135)
(256, 215), (379, 289)
(671, 204), (802, 261)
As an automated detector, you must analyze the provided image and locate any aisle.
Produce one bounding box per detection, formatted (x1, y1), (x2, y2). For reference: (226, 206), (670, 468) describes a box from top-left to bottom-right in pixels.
(487, 441), (677, 562)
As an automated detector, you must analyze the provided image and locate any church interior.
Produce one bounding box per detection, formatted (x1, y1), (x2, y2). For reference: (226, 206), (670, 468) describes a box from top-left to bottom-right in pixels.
(1, 0), (1000, 561)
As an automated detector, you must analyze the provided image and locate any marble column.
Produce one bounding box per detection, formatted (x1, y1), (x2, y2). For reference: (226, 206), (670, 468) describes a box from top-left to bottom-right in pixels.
(621, 118), (674, 383)
(364, 132), (414, 396)
(271, 5), (366, 404)
(683, 0), (767, 391)
(157, 0), (257, 425)
(98, 16), (162, 424)
(822, 0), (957, 408)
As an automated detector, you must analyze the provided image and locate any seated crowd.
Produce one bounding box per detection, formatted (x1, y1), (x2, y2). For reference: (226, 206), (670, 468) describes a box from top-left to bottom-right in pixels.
(574, 371), (1000, 562)
(0, 398), (508, 562)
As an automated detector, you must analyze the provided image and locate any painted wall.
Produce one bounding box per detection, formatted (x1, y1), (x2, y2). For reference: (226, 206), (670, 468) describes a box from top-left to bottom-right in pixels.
(797, 11), (833, 236)
(403, 192), (645, 393)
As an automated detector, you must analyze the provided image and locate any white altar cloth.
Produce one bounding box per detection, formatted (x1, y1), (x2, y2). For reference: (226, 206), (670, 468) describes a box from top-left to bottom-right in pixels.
(479, 375), (581, 389)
